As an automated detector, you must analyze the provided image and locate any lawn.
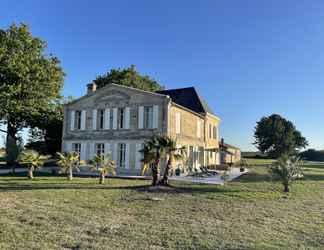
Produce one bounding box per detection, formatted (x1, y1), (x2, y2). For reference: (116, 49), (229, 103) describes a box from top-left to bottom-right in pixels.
(1, 164), (324, 249)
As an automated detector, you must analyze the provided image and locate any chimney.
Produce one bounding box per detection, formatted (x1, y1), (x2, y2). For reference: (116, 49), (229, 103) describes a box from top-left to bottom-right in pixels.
(87, 82), (97, 94)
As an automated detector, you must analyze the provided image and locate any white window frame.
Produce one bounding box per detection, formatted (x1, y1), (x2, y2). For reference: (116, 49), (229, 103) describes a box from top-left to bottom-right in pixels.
(118, 143), (126, 168)
(98, 109), (105, 129)
(144, 106), (153, 129)
(72, 143), (81, 156)
(95, 143), (105, 157)
(175, 113), (181, 135)
(75, 111), (82, 130)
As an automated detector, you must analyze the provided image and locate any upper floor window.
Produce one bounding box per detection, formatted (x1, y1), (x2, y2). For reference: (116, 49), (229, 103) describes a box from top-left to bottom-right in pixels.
(213, 126), (217, 139)
(209, 124), (212, 139)
(118, 108), (125, 129)
(175, 113), (181, 134)
(144, 106), (153, 129)
(96, 143), (105, 157)
(75, 111), (82, 130)
(197, 120), (201, 138)
(98, 109), (105, 129)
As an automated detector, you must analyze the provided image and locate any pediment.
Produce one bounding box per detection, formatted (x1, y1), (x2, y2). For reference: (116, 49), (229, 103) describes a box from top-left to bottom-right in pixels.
(94, 89), (131, 106)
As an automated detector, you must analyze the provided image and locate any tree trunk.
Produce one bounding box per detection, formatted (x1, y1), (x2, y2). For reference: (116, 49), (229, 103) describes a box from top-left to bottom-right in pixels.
(5, 121), (18, 173)
(152, 170), (159, 186)
(68, 167), (73, 180)
(284, 184), (289, 192)
(28, 167), (34, 179)
(160, 158), (171, 186)
(99, 173), (105, 184)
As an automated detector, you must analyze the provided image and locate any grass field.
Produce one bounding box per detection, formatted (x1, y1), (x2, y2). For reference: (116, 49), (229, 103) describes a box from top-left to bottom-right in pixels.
(1, 163), (324, 249)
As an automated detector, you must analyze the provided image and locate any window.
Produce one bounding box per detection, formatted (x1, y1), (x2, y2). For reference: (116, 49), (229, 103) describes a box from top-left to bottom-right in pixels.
(75, 111), (82, 129)
(109, 110), (114, 129)
(72, 143), (81, 156)
(197, 120), (201, 138)
(213, 126), (217, 139)
(96, 143), (105, 156)
(175, 113), (181, 134)
(118, 108), (125, 129)
(98, 109), (105, 129)
(118, 143), (126, 168)
(144, 106), (153, 129)
(209, 124), (212, 139)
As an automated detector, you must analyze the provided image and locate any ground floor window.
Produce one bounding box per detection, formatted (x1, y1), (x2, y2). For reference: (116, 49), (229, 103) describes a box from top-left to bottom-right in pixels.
(72, 143), (81, 156)
(118, 143), (126, 168)
(96, 143), (105, 157)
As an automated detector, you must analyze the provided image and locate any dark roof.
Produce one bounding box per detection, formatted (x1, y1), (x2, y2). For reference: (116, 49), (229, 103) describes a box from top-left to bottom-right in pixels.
(156, 87), (215, 115)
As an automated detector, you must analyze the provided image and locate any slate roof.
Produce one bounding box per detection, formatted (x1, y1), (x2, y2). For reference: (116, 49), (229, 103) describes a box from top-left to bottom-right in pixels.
(156, 87), (215, 115)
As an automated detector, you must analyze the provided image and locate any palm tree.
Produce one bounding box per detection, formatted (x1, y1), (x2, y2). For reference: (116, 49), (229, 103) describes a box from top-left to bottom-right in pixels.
(56, 152), (82, 180)
(269, 154), (303, 192)
(18, 150), (47, 179)
(140, 136), (166, 186)
(159, 137), (187, 185)
(141, 136), (187, 186)
(89, 154), (116, 184)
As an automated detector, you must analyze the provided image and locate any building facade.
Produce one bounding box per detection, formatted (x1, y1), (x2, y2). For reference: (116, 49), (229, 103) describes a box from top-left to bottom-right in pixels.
(219, 138), (241, 165)
(62, 83), (220, 175)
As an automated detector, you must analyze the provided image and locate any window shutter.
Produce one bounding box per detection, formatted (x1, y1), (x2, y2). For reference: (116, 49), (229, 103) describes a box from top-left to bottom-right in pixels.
(70, 111), (75, 130)
(92, 109), (97, 130)
(175, 113), (181, 134)
(65, 142), (72, 152)
(197, 120), (201, 138)
(113, 108), (118, 130)
(80, 143), (86, 160)
(153, 105), (159, 129)
(89, 143), (95, 160)
(104, 108), (110, 129)
(81, 110), (86, 130)
(125, 107), (130, 129)
(135, 143), (143, 169)
(104, 143), (111, 158)
(138, 106), (144, 129)
(111, 143), (117, 164)
(125, 143), (130, 169)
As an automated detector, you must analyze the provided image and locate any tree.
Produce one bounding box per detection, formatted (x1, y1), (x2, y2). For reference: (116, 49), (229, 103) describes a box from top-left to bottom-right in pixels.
(89, 154), (116, 184)
(159, 137), (187, 185)
(93, 65), (163, 92)
(56, 152), (82, 180)
(0, 23), (65, 165)
(26, 100), (64, 155)
(141, 136), (165, 186)
(141, 136), (186, 186)
(18, 150), (48, 179)
(254, 114), (308, 158)
(269, 154), (303, 192)
(299, 149), (324, 162)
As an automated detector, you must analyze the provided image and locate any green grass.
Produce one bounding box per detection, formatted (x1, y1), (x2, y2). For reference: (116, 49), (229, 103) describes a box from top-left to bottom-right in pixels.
(1, 164), (324, 249)
(244, 158), (275, 166)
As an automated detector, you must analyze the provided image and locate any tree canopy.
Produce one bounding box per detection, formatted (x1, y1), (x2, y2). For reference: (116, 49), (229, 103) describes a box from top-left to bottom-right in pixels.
(254, 114), (308, 158)
(93, 65), (163, 92)
(0, 23), (64, 160)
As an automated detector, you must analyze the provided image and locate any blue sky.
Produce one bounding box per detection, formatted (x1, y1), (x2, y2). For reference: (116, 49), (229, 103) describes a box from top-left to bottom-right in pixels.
(1, 0), (324, 151)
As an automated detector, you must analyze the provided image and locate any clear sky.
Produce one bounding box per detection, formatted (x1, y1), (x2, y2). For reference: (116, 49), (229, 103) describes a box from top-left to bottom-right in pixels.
(1, 0), (324, 151)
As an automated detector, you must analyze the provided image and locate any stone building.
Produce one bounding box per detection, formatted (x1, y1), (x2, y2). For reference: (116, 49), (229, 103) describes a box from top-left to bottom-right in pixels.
(219, 138), (241, 165)
(62, 83), (220, 175)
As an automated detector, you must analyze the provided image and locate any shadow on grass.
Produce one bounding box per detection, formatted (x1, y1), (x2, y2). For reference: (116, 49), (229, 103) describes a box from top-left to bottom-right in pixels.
(302, 165), (324, 170)
(303, 174), (324, 181)
(232, 172), (271, 183)
(0, 179), (238, 195)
